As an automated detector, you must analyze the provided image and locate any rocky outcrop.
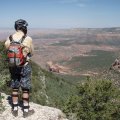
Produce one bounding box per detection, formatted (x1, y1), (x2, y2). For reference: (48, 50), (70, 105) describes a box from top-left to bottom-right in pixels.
(0, 93), (68, 120)
(46, 61), (70, 74)
(110, 58), (120, 72)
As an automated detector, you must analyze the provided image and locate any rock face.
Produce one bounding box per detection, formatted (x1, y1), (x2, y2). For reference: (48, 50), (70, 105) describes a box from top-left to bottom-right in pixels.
(0, 93), (68, 120)
(110, 58), (120, 72)
(46, 61), (70, 74)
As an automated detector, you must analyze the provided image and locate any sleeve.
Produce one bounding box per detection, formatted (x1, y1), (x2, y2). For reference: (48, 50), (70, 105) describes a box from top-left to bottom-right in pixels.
(5, 37), (10, 49)
(22, 36), (34, 57)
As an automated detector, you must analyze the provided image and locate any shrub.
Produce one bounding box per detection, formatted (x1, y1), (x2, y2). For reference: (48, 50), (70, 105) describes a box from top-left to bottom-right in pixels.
(0, 97), (5, 113)
(0, 41), (8, 113)
(63, 78), (120, 120)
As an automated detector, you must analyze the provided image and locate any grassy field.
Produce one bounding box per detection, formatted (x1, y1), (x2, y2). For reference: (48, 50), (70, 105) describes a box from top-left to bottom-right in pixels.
(66, 50), (117, 72)
(56, 50), (118, 85)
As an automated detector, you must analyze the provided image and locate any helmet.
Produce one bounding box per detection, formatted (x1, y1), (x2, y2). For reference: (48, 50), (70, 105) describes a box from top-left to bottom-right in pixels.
(14, 19), (28, 34)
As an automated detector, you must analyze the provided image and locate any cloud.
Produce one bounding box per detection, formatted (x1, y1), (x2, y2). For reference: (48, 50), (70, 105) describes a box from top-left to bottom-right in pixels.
(59, 0), (89, 4)
(59, 0), (88, 7)
(77, 3), (86, 7)
(60, 0), (79, 4)
(59, 0), (87, 8)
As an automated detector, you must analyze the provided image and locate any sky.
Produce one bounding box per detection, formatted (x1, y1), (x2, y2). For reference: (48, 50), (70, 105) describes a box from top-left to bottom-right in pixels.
(0, 0), (120, 28)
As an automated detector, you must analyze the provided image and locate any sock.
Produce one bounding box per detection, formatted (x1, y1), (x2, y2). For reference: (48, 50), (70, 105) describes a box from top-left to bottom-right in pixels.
(13, 102), (18, 111)
(23, 102), (29, 112)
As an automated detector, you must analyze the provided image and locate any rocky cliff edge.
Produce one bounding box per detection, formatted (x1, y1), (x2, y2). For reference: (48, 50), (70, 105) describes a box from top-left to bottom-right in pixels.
(0, 93), (68, 120)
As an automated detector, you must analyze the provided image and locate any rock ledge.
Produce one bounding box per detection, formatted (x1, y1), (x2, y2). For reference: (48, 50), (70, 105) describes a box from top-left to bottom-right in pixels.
(0, 93), (68, 120)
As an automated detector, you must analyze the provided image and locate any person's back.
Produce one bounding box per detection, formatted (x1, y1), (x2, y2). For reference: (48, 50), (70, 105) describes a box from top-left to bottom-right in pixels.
(5, 28), (34, 63)
(5, 19), (34, 118)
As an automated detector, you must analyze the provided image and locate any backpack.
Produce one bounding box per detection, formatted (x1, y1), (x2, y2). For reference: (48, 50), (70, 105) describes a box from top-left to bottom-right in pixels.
(7, 35), (26, 67)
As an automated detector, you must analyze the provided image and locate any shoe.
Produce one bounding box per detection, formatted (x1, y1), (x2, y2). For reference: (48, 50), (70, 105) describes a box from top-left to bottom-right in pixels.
(23, 109), (35, 118)
(11, 110), (18, 117)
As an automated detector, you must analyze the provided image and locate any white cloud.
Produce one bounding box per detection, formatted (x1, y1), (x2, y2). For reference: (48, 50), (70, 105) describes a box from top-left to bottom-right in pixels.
(59, 0), (88, 7)
(60, 0), (79, 4)
(77, 3), (86, 7)
(59, 0), (89, 4)
(58, 0), (87, 8)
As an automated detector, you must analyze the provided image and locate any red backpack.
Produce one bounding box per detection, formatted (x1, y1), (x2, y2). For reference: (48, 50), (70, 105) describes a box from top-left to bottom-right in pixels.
(7, 35), (26, 67)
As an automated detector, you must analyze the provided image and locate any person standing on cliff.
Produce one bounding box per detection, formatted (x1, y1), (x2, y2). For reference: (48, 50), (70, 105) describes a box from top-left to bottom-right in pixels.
(5, 19), (34, 118)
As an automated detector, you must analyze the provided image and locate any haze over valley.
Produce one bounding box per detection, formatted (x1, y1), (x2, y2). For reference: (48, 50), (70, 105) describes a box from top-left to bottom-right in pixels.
(1, 27), (120, 77)
(31, 27), (120, 76)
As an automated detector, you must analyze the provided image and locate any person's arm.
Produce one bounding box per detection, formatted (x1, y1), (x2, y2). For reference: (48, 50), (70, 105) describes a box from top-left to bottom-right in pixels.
(22, 36), (34, 57)
(5, 37), (10, 49)
(30, 38), (34, 56)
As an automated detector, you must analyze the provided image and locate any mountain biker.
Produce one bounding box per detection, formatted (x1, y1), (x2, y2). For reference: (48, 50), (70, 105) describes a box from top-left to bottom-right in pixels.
(5, 19), (34, 118)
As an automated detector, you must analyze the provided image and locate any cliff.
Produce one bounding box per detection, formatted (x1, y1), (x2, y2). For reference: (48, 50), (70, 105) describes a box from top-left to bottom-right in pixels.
(0, 93), (68, 120)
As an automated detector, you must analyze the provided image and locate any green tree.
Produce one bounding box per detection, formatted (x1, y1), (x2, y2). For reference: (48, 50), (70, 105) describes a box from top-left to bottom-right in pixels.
(0, 41), (8, 71)
(63, 79), (120, 120)
(0, 41), (8, 113)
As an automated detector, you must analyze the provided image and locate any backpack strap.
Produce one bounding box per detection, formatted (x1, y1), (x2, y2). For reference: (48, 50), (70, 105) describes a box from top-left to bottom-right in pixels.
(19, 35), (26, 44)
(9, 35), (26, 44)
(9, 35), (13, 42)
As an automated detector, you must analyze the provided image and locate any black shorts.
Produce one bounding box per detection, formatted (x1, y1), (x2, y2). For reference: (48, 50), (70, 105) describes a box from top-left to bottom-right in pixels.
(9, 63), (31, 90)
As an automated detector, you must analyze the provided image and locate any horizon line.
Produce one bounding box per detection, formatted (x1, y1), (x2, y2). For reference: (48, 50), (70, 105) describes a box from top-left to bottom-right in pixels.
(0, 26), (120, 30)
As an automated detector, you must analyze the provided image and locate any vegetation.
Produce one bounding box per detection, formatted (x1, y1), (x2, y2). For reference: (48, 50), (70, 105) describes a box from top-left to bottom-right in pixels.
(66, 50), (117, 72)
(0, 41), (9, 113)
(0, 37), (120, 119)
(63, 78), (120, 120)
(30, 61), (76, 107)
(0, 93), (4, 113)
(0, 41), (76, 110)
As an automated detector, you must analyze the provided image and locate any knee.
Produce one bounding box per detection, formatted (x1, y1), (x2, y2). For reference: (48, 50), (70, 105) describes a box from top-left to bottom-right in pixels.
(12, 89), (19, 93)
(22, 88), (29, 93)
(12, 89), (19, 97)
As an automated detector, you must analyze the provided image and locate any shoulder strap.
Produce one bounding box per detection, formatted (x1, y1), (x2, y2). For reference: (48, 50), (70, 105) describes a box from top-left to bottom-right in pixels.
(9, 35), (13, 42)
(19, 35), (26, 43)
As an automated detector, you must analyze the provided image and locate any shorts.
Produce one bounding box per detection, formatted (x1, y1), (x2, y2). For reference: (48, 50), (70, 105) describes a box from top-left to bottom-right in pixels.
(9, 63), (32, 90)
